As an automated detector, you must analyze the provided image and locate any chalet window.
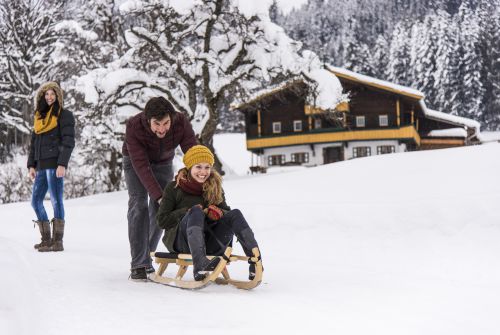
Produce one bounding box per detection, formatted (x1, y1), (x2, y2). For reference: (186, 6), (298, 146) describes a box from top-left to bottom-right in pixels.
(377, 145), (395, 155)
(356, 116), (365, 128)
(272, 122), (281, 134)
(293, 120), (303, 132)
(291, 152), (309, 164)
(268, 154), (285, 166)
(379, 115), (388, 127)
(353, 146), (371, 158)
(314, 118), (322, 129)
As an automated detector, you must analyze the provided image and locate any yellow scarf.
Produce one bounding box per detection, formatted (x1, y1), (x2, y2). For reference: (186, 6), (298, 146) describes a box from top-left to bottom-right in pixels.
(34, 106), (58, 134)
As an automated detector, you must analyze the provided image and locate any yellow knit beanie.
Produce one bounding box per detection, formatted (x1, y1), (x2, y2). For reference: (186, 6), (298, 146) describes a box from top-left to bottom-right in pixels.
(183, 145), (214, 169)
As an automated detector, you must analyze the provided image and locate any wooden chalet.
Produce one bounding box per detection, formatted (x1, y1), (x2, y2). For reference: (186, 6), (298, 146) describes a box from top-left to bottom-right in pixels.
(233, 66), (481, 170)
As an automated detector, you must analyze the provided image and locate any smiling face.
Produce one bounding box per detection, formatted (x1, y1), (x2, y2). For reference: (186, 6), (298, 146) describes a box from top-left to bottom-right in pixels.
(190, 162), (212, 183)
(45, 89), (57, 106)
(149, 115), (171, 138)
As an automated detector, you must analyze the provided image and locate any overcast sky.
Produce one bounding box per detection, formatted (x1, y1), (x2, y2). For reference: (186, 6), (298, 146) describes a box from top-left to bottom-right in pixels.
(235, 0), (308, 17)
(274, 0), (308, 14)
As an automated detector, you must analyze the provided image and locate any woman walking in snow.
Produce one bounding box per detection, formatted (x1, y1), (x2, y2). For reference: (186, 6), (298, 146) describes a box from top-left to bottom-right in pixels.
(28, 81), (75, 252)
(156, 145), (262, 281)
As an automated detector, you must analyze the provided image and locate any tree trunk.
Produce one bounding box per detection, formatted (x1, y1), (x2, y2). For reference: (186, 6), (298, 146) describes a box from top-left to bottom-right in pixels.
(199, 103), (224, 175)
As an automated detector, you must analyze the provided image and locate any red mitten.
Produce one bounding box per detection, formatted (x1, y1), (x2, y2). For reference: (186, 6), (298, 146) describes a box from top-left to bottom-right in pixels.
(206, 205), (223, 221)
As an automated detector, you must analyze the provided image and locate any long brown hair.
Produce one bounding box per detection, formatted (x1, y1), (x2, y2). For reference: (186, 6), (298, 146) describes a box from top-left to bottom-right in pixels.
(178, 167), (224, 205)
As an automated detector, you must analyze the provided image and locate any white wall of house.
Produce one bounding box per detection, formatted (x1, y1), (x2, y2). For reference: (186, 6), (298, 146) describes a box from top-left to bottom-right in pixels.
(344, 140), (406, 160)
(260, 140), (408, 167)
(263, 145), (316, 167)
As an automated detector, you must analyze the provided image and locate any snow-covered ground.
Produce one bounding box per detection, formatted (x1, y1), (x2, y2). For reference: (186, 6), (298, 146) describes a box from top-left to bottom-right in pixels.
(2, 135), (500, 335)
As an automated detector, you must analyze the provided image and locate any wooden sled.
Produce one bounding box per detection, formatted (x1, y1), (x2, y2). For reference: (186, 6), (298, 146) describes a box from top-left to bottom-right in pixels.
(149, 247), (263, 290)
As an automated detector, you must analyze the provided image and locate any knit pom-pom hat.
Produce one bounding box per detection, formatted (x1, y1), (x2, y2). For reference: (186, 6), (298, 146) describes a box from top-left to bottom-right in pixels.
(183, 145), (214, 169)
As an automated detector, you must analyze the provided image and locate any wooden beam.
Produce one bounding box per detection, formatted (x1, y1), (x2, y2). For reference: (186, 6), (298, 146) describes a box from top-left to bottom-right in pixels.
(246, 125), (421, 149)
(420, 138), (465, 146)
(257, 109), (262, 137)
(396, 98), (401, 127)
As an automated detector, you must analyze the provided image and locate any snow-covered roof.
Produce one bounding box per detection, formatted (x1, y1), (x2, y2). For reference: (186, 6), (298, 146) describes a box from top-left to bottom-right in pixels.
(419, 101), (481, 139)
(326, 65), (424, 100)
(476, 131), (500, 143)
(232, 77), (306, 110)
(427, 128), (467, 138)
(232, 68), (346, 111)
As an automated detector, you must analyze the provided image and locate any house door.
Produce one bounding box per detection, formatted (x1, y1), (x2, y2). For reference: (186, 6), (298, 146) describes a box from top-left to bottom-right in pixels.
(323, 146), (343, 164)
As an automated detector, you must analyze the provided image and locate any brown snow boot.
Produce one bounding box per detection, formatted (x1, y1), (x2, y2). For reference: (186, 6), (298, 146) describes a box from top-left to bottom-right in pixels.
(34, 220), (51, 249)
(39, 219), (65, 252)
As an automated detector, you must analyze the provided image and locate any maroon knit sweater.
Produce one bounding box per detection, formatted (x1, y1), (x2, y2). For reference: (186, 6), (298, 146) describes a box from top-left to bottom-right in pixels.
(122, 111), (197, 200)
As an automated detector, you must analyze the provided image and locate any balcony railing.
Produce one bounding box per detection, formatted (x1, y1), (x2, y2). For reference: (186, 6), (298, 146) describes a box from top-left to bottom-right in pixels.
(246, 125), (421, 150)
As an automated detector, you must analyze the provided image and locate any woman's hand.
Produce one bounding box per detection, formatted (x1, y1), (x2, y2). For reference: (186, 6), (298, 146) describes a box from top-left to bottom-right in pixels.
(56, 166), (66, 178)
(206, 205), (223, 221)
(28, 167), (36, 181)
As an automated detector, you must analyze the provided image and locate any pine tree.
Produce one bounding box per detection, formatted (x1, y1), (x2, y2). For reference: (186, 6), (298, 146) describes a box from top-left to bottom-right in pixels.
(387, 20), (411, 85)
(409, 12), (450, 109)
(268, 0), (280, 23)
(434, 10), (462, 115)
(454, 0), (484, 119)
(343, 18), (375, 76)
(370, 35), (390, 79)
(477, 0), (500, 129)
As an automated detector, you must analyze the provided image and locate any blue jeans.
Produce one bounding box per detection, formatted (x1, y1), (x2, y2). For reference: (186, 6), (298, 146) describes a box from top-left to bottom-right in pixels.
(31, 169), (65, 221)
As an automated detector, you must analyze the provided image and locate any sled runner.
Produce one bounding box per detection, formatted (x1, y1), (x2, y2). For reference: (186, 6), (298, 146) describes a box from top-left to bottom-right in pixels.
(149, 247), (263, 290)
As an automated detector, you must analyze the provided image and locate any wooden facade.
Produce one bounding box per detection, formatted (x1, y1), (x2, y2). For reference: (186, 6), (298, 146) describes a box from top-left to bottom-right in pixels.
(235, 67), (480, 169)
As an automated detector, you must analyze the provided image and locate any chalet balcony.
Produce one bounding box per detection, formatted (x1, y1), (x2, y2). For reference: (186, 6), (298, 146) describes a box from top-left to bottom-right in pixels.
(246, 125), (421, 150)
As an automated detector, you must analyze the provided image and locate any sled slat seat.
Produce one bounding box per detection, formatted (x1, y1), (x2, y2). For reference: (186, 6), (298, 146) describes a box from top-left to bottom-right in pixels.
(151, 251), (257, 263)
(152, 252), (179, 259)
(149, 247), (263, 290)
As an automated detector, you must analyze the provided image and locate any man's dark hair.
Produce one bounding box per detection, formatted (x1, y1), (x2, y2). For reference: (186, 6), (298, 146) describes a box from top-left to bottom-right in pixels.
(144, 97), (176, 121)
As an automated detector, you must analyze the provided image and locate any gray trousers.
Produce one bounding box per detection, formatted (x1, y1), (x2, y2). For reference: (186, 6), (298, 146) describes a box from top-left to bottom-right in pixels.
(123, 156), (173, 270)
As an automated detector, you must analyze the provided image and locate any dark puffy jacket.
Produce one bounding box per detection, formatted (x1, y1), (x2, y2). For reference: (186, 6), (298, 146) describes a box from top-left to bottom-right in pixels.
(156, 181), (230, 252)
(27, 108), (75, 169)
(122, 111), (197, 201)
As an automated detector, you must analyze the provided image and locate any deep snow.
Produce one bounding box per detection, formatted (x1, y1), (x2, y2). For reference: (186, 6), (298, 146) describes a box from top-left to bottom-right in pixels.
(1, 135), (500, 335)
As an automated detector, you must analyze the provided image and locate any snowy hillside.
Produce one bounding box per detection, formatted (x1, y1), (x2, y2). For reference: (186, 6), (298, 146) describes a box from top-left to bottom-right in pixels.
(2, 138), (500, 335)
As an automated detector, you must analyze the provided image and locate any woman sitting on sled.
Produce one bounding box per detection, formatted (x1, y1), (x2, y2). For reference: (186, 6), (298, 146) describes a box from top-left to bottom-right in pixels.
(156, 145), (262, 281)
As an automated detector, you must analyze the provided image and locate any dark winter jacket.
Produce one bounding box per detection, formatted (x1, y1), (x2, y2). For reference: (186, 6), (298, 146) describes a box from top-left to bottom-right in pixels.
(122, 111), (197, 201)
(27, 82), (75, 170)
(156, 181), (230, 252)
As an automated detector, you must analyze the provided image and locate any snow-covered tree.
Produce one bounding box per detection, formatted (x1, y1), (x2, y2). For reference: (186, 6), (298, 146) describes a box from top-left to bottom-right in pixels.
(453, 0), (484, 119)
(0, 0), (61, 146)
(268, 0), (280, 23)
(79, 0), (344, 172)
(370, 35), (389, 79)
(386, 20), (411, 85)
(55, 0), (128, 194)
